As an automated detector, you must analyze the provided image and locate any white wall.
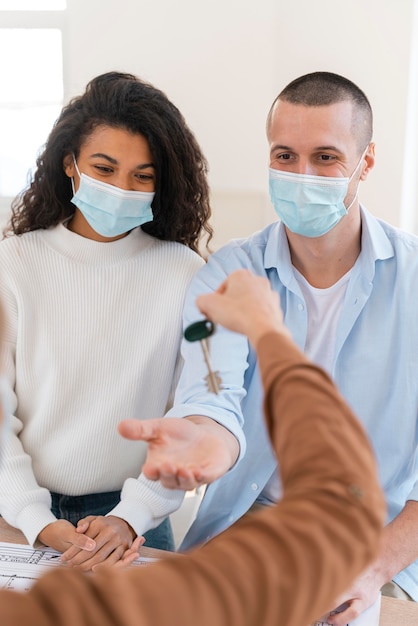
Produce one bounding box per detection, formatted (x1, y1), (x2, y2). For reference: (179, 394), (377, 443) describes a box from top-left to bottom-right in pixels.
(63, 0), (418, 248)
(3, 0), (418, 246)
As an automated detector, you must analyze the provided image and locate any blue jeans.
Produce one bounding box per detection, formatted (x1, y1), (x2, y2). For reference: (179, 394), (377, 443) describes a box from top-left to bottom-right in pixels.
(50, 490), (175, 551)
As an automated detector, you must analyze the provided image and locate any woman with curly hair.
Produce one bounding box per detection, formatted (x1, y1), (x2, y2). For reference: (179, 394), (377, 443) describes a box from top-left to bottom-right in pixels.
(0, 71), (212, 568)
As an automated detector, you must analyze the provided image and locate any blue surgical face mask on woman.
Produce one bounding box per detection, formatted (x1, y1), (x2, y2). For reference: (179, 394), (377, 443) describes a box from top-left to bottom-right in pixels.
(71, 157), (155, 238)
(268, 150), (367, 238)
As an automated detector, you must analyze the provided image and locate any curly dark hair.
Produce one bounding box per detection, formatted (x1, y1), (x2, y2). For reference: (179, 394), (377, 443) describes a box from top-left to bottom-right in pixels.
(6, 71), (212, 253)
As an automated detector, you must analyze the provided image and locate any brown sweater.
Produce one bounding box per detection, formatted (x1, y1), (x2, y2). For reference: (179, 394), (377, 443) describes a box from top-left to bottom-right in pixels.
(0, 331), (385, 626)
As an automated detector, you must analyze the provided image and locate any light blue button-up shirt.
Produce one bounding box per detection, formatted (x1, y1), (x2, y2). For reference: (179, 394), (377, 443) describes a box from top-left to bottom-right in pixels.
(166, 207), (418, 599)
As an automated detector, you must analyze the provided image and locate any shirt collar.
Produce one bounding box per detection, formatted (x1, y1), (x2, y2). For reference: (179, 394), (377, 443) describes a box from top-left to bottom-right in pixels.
(263, 206), (394, 285)
(359, 204), (394, 265)
(264, 220), (296, 287)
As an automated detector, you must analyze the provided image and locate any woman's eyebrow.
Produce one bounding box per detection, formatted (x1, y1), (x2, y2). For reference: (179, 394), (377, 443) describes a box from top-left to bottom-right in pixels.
(89, 153), (155, 169)
(89, 152), (117, 164)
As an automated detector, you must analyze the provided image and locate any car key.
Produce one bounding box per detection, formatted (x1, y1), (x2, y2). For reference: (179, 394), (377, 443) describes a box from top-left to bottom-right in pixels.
(184, 320), (221, 394)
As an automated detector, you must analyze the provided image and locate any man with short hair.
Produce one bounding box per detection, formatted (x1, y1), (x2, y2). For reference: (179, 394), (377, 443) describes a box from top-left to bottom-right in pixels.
(114, 72), (418, 625)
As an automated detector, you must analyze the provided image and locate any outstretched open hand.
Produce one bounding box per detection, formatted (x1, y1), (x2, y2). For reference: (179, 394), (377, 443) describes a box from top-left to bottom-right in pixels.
(118, 415), (239, 490)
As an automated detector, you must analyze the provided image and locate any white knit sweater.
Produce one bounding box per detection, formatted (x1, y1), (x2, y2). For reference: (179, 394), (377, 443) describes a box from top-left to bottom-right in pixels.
(0, 223), (204, 546)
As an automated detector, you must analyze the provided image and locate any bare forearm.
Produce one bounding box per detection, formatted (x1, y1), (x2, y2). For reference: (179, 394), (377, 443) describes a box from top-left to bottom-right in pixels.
(325, 500), (418, 625)
(377, 500), (418, 583)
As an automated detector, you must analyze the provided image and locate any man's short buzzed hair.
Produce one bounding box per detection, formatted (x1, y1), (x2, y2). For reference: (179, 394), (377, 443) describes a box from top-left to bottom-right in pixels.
(267, 71), (373, 151)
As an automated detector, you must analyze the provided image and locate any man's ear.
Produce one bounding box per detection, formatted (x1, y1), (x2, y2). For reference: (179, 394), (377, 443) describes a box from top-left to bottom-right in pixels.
(360, 142), (375, 181)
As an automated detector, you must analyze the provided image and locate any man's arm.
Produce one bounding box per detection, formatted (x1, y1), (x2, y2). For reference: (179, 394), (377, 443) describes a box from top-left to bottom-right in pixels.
(327, 500), (418, 625)
(113, 263), (286, 490)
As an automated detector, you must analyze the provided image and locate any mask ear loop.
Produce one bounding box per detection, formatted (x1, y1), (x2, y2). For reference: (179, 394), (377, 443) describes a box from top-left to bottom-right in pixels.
(71, 153), (81, 196)
(345, 146), (369, 212)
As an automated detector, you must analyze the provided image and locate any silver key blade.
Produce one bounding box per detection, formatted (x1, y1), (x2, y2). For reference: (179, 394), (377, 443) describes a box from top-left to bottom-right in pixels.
(201, 339), (221, 394)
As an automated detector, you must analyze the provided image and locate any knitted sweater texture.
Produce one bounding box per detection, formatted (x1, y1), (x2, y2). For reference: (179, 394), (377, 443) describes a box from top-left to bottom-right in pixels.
(0, 224), (203, 545)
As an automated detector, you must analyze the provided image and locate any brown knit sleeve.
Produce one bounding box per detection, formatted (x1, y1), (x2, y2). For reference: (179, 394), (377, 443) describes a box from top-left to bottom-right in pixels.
(0, 332), (384, 626)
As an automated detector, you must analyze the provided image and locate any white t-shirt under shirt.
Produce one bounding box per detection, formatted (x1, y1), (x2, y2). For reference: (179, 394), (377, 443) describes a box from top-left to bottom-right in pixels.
(261, 266), (352, 504)
(294, 267), (352, 375)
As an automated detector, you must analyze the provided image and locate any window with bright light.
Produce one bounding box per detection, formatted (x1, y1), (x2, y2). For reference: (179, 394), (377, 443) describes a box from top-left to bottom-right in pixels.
(0, 29), (63, 197)
(0, 3), (65, 220)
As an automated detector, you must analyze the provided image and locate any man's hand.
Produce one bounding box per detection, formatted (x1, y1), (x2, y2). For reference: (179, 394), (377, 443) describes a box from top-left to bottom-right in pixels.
(118, 415), (239, 490)
(326, 501), (418, 625)
(59, 516), (139, 572)
(325, 561), (383, 625)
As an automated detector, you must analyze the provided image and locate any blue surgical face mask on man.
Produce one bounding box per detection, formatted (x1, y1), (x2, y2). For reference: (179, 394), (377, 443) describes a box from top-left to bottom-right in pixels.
(268, 150), (367, 238)
(71, 157), (155, 238)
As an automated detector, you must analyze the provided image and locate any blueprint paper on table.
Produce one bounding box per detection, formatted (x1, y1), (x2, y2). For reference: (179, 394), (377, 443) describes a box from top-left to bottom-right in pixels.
(0, 541), (158, 592)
